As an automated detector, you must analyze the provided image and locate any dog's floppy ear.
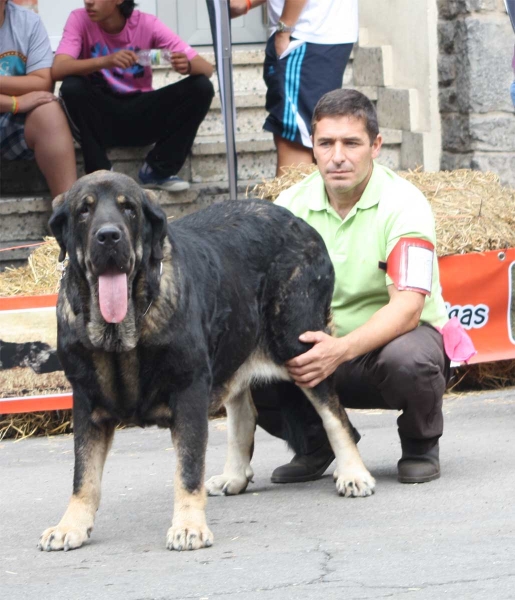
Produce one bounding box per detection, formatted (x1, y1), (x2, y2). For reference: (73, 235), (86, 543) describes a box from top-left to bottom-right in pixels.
(49, 193), (70, 262)
(142, 190), (167, 261)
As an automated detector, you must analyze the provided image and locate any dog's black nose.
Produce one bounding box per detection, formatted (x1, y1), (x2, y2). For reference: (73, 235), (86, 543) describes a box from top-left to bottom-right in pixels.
(96, 226), (122, 246)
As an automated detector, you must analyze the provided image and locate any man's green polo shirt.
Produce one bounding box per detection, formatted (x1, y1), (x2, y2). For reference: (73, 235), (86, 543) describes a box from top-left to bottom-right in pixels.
(274, 163), (449, 338)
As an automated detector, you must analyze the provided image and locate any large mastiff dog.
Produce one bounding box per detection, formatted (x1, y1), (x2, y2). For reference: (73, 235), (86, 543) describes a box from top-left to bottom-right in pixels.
(39, 171), (375, 552)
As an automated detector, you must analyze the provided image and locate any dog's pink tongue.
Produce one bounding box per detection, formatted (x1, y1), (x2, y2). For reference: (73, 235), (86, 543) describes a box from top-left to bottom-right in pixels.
(98, 271), (128, 323)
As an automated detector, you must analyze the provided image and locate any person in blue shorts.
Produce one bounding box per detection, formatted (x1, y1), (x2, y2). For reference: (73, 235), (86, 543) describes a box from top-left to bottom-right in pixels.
(230, 0), (357, 176)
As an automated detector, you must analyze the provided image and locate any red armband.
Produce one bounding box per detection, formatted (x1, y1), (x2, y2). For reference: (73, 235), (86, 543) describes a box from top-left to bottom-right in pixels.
(381, 237), (435, 296)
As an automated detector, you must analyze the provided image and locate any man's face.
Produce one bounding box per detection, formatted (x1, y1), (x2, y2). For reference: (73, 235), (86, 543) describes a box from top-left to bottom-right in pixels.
(83, 0), (123, 22)
(312, 115), (382, 196)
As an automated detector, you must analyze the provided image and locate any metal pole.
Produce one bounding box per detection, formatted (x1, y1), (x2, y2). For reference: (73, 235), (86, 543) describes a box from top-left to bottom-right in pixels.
(213, 0), (238, 199)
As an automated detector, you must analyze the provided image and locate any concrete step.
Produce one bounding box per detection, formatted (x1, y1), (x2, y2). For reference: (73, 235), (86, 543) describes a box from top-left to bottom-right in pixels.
(192, 131), (275, 183)
(377, 87), (420, 132)
(346, 85), (379, 101)
(0, 195), (52, 244)
(352, 45), (393, 88)
(151, 60), (268, 97)
(199, 93), (267, 137)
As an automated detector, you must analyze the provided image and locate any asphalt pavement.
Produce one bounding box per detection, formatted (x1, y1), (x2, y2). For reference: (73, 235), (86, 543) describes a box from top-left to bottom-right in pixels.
(1, 389), (514, 600)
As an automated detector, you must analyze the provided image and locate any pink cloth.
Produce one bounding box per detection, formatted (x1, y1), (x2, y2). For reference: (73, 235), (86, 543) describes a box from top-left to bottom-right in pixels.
(56, 9), (197, 94)
(436, 317), (477, 364)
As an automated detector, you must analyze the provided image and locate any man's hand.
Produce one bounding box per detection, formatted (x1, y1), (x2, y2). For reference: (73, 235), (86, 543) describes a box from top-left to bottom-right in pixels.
(171, 52), (191, 75)
(102, 50), (138, 70)
(286, 331), (344, 388)
(274, 31), (291, 57)
(17, 91), (56, 113)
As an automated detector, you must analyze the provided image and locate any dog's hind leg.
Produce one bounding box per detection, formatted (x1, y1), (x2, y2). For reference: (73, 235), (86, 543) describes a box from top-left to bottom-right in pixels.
(167, 382), (214, 551)
(206, 388), (257, 496)
(39, 403), (115, 551)
(302, 383), (376, 498)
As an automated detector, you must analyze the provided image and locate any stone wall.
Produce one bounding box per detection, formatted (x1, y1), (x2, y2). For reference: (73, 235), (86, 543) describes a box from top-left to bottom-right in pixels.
(438, 0), (515, 185)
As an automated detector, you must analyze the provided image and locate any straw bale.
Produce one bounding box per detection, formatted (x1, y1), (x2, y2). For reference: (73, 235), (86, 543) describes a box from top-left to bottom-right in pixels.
(0, 237), (61, 297)
(452, 360), (515, 391)
(0, 410), (72, 441)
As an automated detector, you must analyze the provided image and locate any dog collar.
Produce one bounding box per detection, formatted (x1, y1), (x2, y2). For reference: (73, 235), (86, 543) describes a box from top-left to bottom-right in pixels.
(142, 261), (163, 317)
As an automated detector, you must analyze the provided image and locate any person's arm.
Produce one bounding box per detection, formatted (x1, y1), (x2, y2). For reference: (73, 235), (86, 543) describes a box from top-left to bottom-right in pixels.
(171, 53), (214, 78)
(229, 0), (266, 18)
(274, 0), (308, 56)
(51, 51), (138, 80)
(0, 90), (56, 114)
(0, 67), (53, 95)
(0, 66), (56, 115)
(286, 286), (426, 388)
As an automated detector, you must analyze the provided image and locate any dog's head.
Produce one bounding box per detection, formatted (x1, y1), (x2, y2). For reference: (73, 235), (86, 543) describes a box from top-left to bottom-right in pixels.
(49, 171), (167, 327)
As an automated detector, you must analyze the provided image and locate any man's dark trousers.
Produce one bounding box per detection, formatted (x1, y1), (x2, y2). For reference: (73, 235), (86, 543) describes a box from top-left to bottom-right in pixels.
(252, 324), (451, 456)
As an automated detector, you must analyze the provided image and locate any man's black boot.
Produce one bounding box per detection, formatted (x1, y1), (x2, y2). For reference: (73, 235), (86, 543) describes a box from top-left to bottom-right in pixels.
(271, 426), (361, 484)
(397, 442), (440, 484)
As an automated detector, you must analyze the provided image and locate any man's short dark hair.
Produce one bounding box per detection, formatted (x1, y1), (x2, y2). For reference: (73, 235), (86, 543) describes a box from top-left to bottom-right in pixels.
(312, 89), (379, 144)
(119, 0), (136, 18)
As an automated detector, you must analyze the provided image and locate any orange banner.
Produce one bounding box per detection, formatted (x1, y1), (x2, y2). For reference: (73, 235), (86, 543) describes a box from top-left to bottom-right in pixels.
(439, 249), (515, 364)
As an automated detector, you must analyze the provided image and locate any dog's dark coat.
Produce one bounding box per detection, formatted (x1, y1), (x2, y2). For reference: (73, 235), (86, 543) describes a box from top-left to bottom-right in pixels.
(39, 172), (373, 553)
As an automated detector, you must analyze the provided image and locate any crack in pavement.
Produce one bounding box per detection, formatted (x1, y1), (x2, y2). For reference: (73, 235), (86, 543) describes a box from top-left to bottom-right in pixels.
(137, 570), (515, 600)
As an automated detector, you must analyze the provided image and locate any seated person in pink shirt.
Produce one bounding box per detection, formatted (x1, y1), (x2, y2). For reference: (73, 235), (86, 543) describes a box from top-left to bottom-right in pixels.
(52, 0), (214, 192)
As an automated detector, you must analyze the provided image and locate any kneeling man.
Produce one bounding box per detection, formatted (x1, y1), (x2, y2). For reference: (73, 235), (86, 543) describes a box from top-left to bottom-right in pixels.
(253, 89), (466, 484)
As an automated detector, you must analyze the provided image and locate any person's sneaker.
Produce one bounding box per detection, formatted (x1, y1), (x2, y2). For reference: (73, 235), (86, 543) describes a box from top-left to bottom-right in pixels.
(138, 163), (190, 192)
(397, 443), (440, 484)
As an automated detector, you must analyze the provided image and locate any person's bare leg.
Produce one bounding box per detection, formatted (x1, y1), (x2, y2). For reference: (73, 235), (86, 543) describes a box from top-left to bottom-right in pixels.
(274, 134), (314, 177)
(24, 101), (77, 198)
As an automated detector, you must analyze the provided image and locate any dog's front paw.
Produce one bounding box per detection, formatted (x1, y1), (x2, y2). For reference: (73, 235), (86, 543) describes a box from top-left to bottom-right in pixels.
(38, 524), (92, 552)
(205, 470), (252, 496)
(166, 522), (214, 551)
(333, 468), (376, 498)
